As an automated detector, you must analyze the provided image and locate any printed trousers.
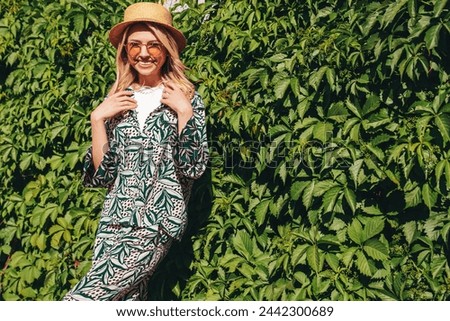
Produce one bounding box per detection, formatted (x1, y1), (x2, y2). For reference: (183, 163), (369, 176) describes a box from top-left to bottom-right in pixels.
(62, 223), (172, 301)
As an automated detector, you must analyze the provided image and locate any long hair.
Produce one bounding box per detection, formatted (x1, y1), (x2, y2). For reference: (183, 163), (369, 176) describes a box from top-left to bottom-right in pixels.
(108, 22), (194, 99)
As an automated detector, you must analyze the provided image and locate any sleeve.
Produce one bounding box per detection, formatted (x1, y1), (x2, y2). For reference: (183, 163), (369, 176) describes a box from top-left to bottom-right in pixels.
(174, 92), (209, 179)
(82, 120), (120, 188)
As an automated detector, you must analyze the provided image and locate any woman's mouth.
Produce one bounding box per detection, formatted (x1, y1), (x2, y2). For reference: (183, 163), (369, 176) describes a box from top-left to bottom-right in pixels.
(135, 60), (157, 67)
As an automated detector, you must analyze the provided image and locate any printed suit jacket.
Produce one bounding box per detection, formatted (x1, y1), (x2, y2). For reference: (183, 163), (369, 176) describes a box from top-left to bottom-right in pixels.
(83, 92), (209, 240)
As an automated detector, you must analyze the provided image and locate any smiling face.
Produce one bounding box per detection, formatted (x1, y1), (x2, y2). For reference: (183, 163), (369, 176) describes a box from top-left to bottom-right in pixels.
(125, 23), (167, 86)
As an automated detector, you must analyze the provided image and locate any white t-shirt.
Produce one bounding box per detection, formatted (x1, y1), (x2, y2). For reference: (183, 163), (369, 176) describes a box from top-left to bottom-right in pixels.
(133, 86), (164, 131)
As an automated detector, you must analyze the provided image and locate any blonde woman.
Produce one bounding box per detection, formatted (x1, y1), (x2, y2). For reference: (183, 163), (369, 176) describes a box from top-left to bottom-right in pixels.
(63, 2), (208, 300)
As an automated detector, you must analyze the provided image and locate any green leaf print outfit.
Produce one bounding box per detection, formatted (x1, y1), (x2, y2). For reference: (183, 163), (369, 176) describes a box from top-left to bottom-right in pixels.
(63, 92), (208, 300)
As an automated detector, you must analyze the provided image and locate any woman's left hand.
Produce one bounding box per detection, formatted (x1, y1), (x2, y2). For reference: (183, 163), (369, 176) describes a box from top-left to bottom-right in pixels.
(161, 81), (193, 116)
(161, 81), (193, 133)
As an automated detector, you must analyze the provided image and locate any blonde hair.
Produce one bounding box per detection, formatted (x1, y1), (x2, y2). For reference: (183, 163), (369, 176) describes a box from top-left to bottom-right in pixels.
(108, 22), (194, 98)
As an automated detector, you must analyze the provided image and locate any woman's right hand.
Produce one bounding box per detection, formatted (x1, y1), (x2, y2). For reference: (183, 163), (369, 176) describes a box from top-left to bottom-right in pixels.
(91, 90), (136, 123)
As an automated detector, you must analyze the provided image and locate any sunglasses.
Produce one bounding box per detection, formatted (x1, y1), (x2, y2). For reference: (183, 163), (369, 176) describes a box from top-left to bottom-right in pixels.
(125, 41), (164, 57)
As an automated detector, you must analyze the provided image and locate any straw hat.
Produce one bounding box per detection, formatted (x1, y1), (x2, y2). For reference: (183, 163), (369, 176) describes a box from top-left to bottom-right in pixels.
(109, 2), (186, 51)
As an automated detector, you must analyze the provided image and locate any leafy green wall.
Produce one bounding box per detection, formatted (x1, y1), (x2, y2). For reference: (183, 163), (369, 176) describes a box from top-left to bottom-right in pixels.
(0, 0), (449, 300)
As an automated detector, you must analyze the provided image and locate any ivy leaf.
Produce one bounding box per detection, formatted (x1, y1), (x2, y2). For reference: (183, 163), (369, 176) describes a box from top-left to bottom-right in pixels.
(233, 230), (253, 261)
(363, 239), (389, 261)
(274, 77), (291, 99)
(302, 181), (316, 210)
(254, 199), (270, 226)
(430, 257), (447, 279)
(422, 183), (438, 209)
(306, 245), (321, 273)
(313, 122), (333, 144)
(349, 159), (364, 188)
(348, 219), (363, 245)
(403, 221), (417, 244)
(425, 23), (442, 50)
(435, 113), (450, 143)
(405, 186), (421, 208)
(364, 218), (385, 240)
(313, 180), (337, 197)
(433, 0), (448, 17)
(309, 66), (328, 90)
(322, 186), (342, 213)
(356, 250), (373, 276)
(290, 181), (309, 201)
(325, 253), (340, 272)
(344, 187), (357, 213)
(381, 0), (408, 29)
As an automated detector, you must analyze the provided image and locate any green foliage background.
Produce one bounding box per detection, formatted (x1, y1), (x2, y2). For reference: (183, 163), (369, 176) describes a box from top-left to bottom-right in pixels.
(1, 0), (449, 300)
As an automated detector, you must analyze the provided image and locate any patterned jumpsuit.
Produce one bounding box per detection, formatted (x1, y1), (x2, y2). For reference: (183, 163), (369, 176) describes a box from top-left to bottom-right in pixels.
(63, 92), (208, 300)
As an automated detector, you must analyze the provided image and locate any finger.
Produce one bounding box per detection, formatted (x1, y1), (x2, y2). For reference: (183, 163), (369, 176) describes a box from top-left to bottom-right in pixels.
(164, 81), (176, 91)
(115, 90), (135, 98)
(118, 96), (137, 103)
(119, 103), (136, 111)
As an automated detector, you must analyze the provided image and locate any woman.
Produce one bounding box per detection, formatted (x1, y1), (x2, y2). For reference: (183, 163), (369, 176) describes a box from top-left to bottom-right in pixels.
(63, 2), (208, 300)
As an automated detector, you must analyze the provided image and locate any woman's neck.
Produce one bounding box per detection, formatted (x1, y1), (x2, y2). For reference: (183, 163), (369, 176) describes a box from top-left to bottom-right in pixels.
(136, 76), (163, 88)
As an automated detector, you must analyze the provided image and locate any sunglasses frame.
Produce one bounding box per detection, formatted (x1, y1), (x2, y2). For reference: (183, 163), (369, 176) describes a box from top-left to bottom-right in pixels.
(125, 41), (164, 57)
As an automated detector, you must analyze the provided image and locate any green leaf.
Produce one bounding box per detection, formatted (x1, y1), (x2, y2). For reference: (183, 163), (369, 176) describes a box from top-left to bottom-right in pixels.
(364, 218), (385, 240)
(73, 13), (85, 34)
(345, 100), (362, 118)
(433, 0), (448, 17)
(233, 230), (253, 261)
(407, 0), (417, 18)
(425, 23), (442, 50)
(325, 67), (336, 90)
(290, 181), (309, 201)
(313, 180), (338, 197)
(430, 257), (447, 279)
(274, 77), (291, 99)
(341, 247), (358, 267)
(435, 113), (450, 143)
(348, 219), (363, 245)
(309, 66), (328, 90)
(381, 0), (408, 29)
(362, 94), (381, 116)
(363, 239), (389, 261)
(302, 181), (315, 210)
(356, 250), (373, 276)
(405, 185), (421, 208)
(344, 187), (357, 213)
(349, 159), (364, 188)
(313, 122), (333, 144)
(254, 199), (270, 226)
(422, 183), (437, 209)
(403, 221), (417, 244)
(322, 186), (342, 213)
(325, 253), (340, 272)
(306, 245), (321, 273)
(366, 144), (385, 162)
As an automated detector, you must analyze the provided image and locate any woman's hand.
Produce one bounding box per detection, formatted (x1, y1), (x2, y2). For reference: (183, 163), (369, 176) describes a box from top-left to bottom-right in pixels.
(90, 90), (136, 170)
(161, 81), (193, 133)
(91, 90), (137, 123)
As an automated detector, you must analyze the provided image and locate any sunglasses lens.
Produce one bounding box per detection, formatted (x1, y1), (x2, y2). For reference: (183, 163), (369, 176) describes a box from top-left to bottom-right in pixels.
(126, 42), (163, 57)
(127, 43), (141, 56)
(147, 45), (162, 56)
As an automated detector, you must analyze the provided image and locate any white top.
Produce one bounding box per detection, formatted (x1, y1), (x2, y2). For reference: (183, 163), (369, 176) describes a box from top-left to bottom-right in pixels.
(133, 85), (164, 131)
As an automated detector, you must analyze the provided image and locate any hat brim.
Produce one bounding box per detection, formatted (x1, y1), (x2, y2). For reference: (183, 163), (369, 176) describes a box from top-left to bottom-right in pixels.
(109, 19), (186, 52)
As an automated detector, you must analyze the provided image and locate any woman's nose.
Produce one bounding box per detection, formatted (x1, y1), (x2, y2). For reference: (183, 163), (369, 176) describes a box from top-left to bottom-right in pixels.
(139, 45), (150, 58)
